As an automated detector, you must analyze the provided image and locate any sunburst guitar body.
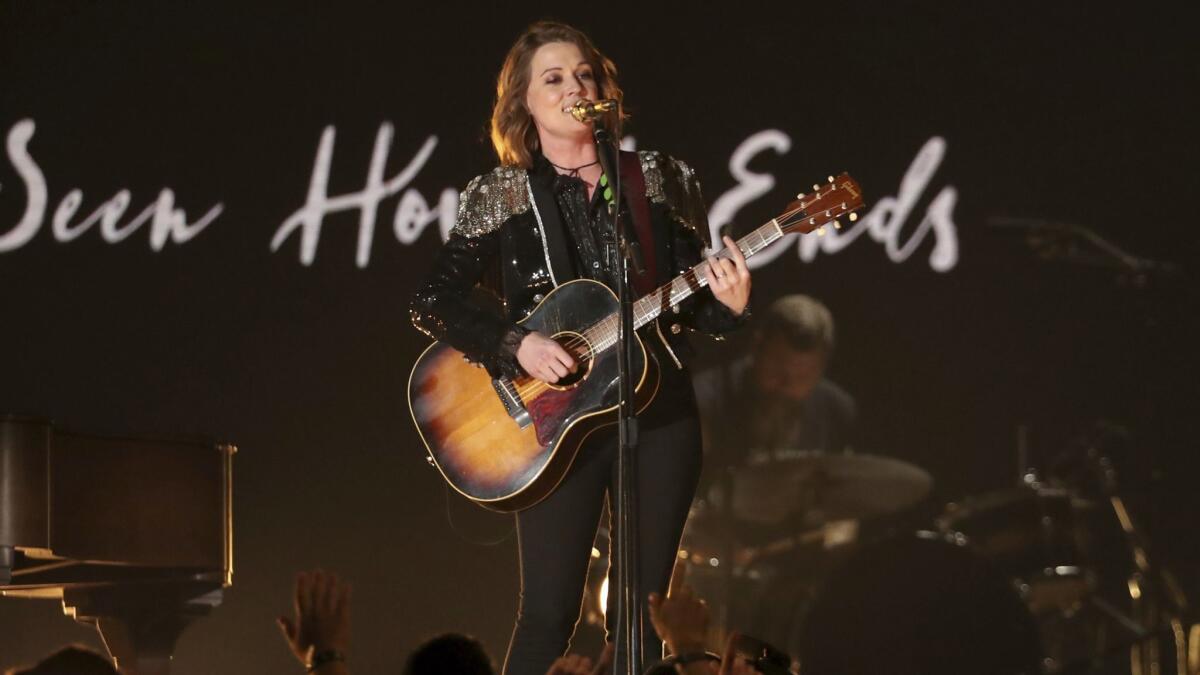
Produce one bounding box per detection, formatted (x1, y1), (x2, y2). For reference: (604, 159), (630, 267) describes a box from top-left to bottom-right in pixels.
(409, 280), (659, 511)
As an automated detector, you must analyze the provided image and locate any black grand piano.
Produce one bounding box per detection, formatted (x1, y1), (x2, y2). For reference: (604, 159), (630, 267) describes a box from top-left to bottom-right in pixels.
(0, 415), (234, 675)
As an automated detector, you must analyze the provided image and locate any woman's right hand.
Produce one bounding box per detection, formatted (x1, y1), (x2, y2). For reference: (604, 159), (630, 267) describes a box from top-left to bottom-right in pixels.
(517, 331), (577, 383)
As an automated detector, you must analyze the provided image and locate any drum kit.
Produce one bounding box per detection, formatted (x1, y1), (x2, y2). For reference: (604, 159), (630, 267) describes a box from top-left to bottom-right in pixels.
(583, 443), (1195, 674)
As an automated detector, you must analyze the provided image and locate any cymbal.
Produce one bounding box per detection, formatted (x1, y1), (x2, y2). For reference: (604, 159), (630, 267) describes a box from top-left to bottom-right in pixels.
(726, 451), (933, 525)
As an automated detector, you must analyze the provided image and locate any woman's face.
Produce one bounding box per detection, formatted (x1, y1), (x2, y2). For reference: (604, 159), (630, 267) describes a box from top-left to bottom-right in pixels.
(524, 41), (599, 145)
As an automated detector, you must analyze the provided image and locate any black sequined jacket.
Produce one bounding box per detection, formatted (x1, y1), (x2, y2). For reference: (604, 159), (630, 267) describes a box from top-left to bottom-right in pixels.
(410, 150), (746, 380)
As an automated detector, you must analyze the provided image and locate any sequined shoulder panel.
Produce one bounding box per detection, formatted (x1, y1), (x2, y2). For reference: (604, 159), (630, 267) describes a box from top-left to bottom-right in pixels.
(451, 166), (530, 237)
(639, 150), (669, 204)
(639, 150), (710, 247)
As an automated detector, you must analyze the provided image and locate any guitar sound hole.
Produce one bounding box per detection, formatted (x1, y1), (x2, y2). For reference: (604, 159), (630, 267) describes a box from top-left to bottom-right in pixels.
(549, 332), (592, 390)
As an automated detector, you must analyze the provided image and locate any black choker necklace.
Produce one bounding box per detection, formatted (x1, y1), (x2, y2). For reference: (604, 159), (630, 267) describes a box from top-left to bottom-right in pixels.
(548, 158), (599, 176)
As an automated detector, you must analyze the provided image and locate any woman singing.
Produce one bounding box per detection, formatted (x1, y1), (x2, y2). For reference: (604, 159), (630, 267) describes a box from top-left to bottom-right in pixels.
(410, 20), (751, 675)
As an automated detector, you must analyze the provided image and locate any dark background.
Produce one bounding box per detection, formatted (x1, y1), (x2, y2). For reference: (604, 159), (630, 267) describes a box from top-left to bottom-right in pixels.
(1, 2), (1196, 672)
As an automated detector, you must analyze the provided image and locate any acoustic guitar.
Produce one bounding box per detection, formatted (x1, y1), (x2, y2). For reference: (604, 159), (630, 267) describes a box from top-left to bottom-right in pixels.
(408, 174), (864, 511)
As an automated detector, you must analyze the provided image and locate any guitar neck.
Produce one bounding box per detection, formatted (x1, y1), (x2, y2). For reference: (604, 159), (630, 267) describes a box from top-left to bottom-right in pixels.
(580, 220), (784, 354)
(577, 172), (863, 356)
(633, 221), (782, 329)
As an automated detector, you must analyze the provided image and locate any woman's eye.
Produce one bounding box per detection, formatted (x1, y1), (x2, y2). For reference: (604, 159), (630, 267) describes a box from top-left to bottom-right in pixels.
(579, 71), (594, 80)
(545, 75), (561, 84)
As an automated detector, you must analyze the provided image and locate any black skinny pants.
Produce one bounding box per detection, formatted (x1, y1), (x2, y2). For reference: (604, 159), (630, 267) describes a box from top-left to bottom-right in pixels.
(502, 380), (702, 675)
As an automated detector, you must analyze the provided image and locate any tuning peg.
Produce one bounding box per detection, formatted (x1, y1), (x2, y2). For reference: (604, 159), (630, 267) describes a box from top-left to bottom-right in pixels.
(817, 227), (827, 236)
(833, 220), (842, 230)
(796, 192), (805, 199)
(849, 212), (859, 222)
(813, 184), (820, 191)
(827, 175), (834, 183)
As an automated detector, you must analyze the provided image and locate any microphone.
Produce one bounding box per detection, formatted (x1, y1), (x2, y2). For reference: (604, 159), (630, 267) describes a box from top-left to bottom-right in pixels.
(569, 99), (618, 123)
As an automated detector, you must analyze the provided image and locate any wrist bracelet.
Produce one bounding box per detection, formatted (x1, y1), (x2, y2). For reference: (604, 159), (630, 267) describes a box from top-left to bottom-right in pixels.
(307, 649), (346, 672)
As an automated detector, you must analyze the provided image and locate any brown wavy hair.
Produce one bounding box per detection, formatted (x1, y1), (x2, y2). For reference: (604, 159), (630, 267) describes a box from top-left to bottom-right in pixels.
(490, 21), (625, 168)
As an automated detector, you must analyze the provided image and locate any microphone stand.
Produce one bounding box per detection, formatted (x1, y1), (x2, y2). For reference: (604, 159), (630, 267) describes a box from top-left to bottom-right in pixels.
(591, 119), (644, 675)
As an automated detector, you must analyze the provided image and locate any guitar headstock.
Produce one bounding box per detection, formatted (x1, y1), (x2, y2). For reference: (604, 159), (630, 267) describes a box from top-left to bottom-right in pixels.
(776, 173), (865, 236)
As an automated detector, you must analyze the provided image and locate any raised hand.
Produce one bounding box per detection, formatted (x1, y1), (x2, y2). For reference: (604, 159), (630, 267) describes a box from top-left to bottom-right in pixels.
(277, 569), (352, 671)
(647, 558), (709, 657)
(545, 643), (614, 675)
(546, 652), (594, 675)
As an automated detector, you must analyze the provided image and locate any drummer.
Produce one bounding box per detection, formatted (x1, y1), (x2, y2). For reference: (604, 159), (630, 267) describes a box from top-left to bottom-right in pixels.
(693, 293), (857, 473)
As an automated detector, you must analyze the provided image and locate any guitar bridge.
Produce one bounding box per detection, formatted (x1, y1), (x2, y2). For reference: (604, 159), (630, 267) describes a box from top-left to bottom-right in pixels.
(493, 377), (532, 429)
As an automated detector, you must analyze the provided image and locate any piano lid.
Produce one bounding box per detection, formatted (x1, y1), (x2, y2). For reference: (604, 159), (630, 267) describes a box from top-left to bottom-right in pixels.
(0, 416), (234, 591)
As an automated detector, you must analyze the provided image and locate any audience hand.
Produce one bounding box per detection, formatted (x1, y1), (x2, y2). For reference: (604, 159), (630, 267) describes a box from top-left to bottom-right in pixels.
(546, 653), (593, 675)
(647, 558), (709, 656)
(277, 569), (352, 671)
(545, 642), (614, 675)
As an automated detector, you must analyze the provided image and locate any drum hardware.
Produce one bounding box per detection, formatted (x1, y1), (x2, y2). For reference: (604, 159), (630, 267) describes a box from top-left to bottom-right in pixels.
(1189, 623), (1200, 674)
(671, 451), (932, 658)
(671, 424), (1196, 674)
(1041, 621), (1192, 675)
(1009, 425), (1192, 674)
(677, 519), (858, 579)
(937, 485), (1093, 615)
(587, 419), (1199, 675)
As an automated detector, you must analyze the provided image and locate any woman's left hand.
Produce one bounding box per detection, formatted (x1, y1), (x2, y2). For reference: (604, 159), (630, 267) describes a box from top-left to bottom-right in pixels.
(704, 235), (751, 316)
